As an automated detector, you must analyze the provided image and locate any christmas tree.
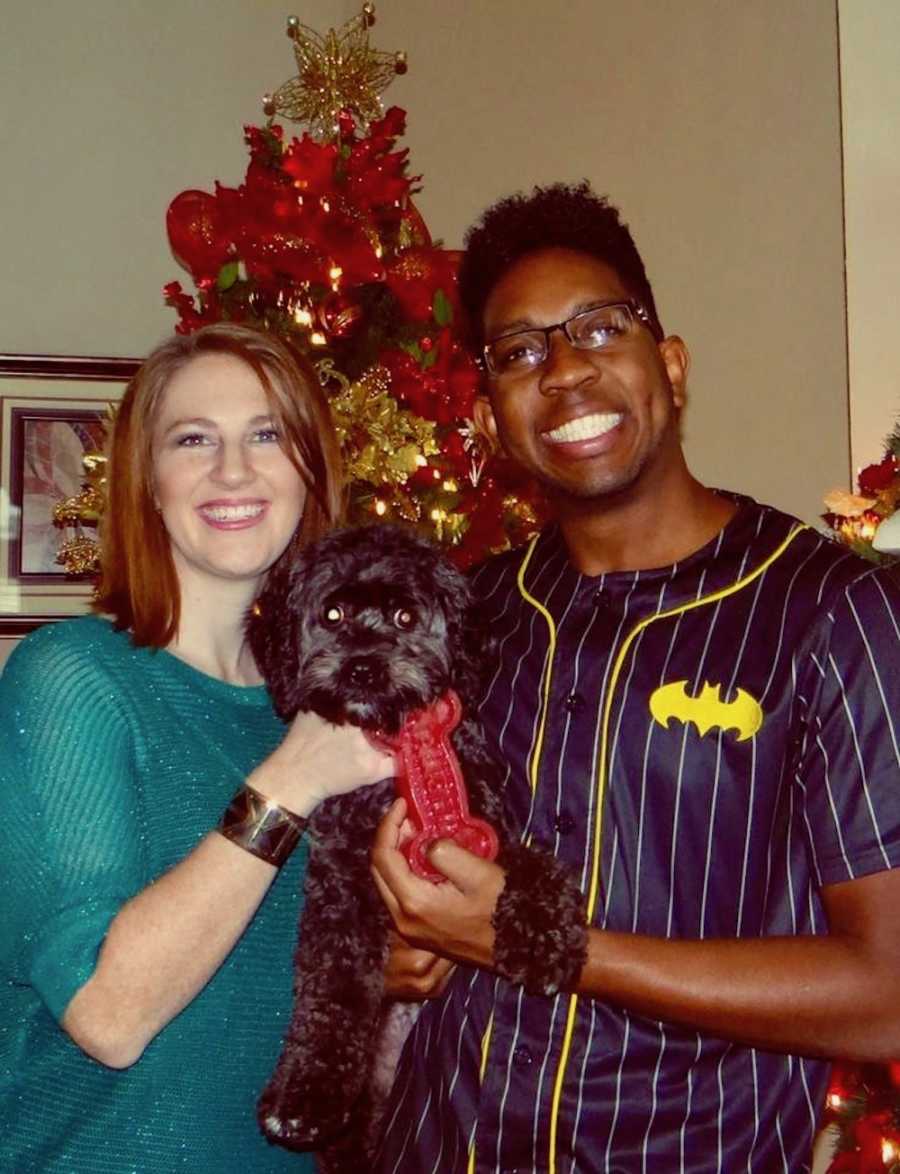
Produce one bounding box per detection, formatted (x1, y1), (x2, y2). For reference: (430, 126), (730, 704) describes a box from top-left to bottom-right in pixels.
(55, 4), (540, 575)
(823, 1062), (900, 1172)
(161, 5), (541, 568)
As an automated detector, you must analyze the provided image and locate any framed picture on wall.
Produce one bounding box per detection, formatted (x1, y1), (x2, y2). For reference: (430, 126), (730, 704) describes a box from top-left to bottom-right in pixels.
(0, 354), (140, 638)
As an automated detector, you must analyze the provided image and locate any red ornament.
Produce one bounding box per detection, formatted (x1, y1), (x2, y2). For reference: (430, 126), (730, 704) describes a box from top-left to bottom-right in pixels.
(166, 190), (231, 278)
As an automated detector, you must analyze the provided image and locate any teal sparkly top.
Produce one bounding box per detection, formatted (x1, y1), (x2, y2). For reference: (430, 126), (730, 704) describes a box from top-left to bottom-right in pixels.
(0, 616), (312, 1173)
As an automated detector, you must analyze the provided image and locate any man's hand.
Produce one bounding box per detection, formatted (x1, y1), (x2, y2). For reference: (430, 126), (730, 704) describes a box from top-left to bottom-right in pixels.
(371, 798), (505, 970)
(383, 930), (456, 999)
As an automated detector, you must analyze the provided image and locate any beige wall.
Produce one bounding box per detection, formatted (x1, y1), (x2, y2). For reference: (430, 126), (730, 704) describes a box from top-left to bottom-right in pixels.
(3, 0), (848, 524)
(839, 0), (900, 477)
(0, 0), (343, 359)
(376, 0), (850, 524)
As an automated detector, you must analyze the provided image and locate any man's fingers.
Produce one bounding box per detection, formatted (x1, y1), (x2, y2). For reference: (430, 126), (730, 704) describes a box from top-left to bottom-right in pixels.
(426, 838), (497, 892)
(384, 949), (456, 999)
(371, 863), (403, 920)
(373, 796), (408, 852)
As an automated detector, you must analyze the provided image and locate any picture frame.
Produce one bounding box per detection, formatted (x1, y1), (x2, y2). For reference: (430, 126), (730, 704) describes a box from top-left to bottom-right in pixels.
(0, 354), (140, 638)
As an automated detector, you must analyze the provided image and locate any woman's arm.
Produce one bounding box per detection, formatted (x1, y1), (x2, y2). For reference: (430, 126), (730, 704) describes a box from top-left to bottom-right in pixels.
(62, 710), (392, 1067)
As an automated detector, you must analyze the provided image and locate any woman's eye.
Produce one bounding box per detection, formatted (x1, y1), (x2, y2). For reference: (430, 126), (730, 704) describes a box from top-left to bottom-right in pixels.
(175, 432), (212, 448)
(251, 427), (280, 444)
(323, 605), (344, 627)
(393, 608), (415, 630)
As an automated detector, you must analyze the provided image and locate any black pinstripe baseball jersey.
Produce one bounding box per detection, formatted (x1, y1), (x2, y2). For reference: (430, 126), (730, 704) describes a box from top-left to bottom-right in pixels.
(375, 496), (900, 1174)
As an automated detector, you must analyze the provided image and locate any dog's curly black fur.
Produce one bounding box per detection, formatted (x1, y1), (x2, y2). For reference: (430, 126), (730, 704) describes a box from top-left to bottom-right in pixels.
(248, 524), (587, 1168)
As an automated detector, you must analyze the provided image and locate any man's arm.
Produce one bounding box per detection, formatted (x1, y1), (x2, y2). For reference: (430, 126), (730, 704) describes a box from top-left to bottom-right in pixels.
(371, 800), (900, 1062)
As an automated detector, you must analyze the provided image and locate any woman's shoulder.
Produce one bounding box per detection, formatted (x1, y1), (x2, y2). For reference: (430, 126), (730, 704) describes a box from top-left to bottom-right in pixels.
(1, 614), (134, 693)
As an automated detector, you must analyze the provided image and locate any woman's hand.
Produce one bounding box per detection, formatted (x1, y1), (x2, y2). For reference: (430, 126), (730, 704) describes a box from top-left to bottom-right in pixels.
(247, 710), (395, 818)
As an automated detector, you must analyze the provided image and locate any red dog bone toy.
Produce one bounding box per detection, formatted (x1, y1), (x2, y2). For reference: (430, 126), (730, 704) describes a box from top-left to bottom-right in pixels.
(366, 690), (499, 882)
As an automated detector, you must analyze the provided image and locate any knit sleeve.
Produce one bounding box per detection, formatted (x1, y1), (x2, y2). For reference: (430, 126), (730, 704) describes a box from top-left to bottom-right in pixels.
(0, 624), (146, 1022)
(798, 568), (900, 886)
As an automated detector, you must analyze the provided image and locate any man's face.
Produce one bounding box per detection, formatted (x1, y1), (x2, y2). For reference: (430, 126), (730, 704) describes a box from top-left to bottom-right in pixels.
(474, 247), (689, 509)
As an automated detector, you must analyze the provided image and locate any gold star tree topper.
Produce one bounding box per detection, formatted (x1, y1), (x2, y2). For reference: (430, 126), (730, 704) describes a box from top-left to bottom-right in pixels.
(263, 4), (407, 141)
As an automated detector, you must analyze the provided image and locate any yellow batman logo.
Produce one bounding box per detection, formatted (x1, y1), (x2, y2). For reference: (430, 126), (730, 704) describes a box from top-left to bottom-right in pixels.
(649, 680), (763, 742)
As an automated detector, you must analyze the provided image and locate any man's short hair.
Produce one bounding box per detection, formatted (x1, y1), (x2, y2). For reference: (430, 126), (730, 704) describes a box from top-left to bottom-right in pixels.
(458, 181), (663, 350)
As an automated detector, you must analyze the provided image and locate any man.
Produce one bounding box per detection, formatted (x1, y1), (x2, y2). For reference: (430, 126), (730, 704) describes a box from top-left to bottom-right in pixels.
(371, 182), (900, 1173)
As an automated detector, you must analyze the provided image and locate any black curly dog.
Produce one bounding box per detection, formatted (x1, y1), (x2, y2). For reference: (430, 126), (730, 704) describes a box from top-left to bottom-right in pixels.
(248, 524), (587, 1167)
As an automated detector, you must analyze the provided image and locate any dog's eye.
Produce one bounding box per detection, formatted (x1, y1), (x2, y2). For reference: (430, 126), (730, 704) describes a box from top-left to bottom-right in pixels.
(393, 608), (415, 630)
(323, 604), (344, 627)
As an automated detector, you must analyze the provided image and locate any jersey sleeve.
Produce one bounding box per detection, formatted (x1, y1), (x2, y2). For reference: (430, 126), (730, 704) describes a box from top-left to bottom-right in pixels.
(0, 626), (145, 1021)
(798, 568), (900, 886)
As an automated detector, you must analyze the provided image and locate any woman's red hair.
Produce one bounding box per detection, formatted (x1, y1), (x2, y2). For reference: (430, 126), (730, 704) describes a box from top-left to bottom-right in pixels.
(95, 323), (343, 647)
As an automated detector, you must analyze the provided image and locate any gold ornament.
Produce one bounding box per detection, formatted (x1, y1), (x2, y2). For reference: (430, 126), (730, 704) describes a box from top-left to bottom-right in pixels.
(328, 364), (438, 490)
(54, 420), (113, 577)
(56, 534), (101, 578)
(264, 6), (406, 140)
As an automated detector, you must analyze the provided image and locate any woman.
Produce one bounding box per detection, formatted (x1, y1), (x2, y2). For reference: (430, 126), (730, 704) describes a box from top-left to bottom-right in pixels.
(0, 323), (394, 1172)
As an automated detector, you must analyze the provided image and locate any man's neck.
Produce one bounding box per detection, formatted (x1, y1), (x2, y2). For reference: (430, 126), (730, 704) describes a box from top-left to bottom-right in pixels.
(554, 476), (738, 577)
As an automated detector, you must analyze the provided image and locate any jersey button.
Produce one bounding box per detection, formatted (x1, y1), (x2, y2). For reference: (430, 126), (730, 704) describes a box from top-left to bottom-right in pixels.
(564, 693), (583, 713)
(554, 812), (576, 835)
(513, 1045), (533, 1067)
(592, 588), (607, 608)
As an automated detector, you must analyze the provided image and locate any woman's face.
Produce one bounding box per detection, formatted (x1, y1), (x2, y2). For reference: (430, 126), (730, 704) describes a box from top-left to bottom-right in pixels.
(151, 352), (307, 596)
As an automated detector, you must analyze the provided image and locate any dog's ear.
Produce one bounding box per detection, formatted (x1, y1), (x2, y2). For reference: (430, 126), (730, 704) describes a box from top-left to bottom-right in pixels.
(247, 552), (311, 720)
(427, 555), (497, 711)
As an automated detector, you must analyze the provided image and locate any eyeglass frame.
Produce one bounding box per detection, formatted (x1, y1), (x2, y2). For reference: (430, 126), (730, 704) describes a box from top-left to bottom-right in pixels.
(479, 300), (659, 379)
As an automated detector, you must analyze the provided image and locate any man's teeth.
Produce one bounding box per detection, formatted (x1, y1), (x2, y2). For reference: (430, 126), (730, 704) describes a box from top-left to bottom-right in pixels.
(543, 412), (623, 443)
(201, 503), (265, 521)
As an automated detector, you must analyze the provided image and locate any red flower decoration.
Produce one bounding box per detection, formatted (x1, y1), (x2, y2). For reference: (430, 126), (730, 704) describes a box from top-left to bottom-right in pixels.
(368, 105), (406, 146)
(858, 454), (898, 496)
(346, 145), (411, 210)
(282, 134), (339, 195)
(386, 249), (459, 323)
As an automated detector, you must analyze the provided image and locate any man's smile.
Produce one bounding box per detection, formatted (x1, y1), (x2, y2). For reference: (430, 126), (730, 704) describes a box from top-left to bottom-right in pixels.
(541, 410), (624, 445)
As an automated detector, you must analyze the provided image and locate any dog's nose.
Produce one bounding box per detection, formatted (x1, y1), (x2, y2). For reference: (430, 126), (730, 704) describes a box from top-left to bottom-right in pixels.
(347, 657), (379, 688)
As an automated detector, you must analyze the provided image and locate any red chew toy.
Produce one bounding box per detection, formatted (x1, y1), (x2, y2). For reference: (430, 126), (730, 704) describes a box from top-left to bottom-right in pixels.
(366, 690), (499, 882)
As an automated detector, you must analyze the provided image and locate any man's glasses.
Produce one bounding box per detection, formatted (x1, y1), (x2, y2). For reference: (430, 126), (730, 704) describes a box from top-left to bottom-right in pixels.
(482, 301), (654, 379)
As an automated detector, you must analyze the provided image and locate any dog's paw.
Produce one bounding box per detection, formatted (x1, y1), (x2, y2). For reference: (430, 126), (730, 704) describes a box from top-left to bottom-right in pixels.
(257, 1087), (353, 1151)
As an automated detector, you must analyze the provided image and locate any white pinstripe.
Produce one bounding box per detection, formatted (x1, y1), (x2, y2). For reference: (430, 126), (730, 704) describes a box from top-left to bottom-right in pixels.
(377, 508), (900, 1173)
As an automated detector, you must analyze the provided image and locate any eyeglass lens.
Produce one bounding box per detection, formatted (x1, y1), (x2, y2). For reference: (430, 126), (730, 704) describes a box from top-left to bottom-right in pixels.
(486, 303), (637, 377)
